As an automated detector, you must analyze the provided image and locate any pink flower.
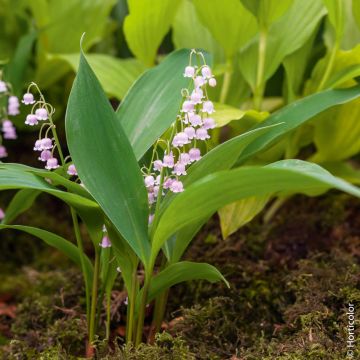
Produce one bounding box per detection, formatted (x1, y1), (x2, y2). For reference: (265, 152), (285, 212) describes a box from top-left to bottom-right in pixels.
(188, 113), (202, 127)
(45, 157), (59, 170)
(25, 114), (39, 126)
(2, 120), (13, 131)
(8, 96), (19, 106)
(33, 140), (42, 151)
(3, 128), (17, 139)
(67, 164), (77, 176)
(181, 100), (194, 113)
(148, 192), (155, 204)
(203, 117), (216, 130)
(153, 160), (163, 171)
(145, 175), (155, 187)
(40, 138), (53, 150)
(170, 180), (184, 193)
(0, 145), (7, 158)
(0, 81), (7, 93)
(184, 66), (195, 78)
(194, 76), (206, 88)
(189, 148), (201, 162)
(22, 93), (35, 105)
(38, 150), (52, 162)
(100, 235), (111, 248)
(173, 162), (187, 176)
(0, 208), (5, 220)
(190, 88), (203, 104)
(172, 132), (189, 147)
(163, 177), (174, 190)
(195, 128), (210, 140)
(201, 66), (212, 78)
(209, 78), (217, 87)
(148, 214), (154, 224)
(35, 108), (48, 121)
(202, 101), (215, 114)
(184, 126), (196, 140)
(163, 153), (174, 168)
(179, 152), (191, 165)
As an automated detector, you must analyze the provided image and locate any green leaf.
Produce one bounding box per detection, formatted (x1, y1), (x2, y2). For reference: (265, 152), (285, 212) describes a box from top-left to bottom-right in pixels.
(116, 49), (210, 160)
(52, 53), (145, 100)
(192, 0), (258, 59)
(321, 161), (360, 185)
(144, 261), (228, 304)
(152, 160), (360, 261)
(237, 85), (360, 164)
(28, 0), (116, 53)
(311, 98), (360, 162)
(239, 0), (325, 90)
(65, 51), (150, 265)
(323, 0), (345, 42)
(1, 189), (40, 225)
(172, 0), (224, 63)
(218, 195), (270, 239)
(241, 0), (293, 28)
(0, 224), (93, 285)
(353, 0), (360, 30)
(213, 103), (269, 127)
(4, 31), (37, 96)
(124, 0), (181, 66)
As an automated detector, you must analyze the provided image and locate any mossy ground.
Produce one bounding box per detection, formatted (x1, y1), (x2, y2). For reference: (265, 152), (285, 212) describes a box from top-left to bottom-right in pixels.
(0, 193), (359, 359)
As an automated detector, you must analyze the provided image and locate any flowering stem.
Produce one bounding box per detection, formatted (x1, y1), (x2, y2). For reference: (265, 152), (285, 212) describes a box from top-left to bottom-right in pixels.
(89, 250), (100, 345)
(135, 269), (152, 346)
(126, 267), (139, 344)
(253, 27), (267, 111)
(220, 58), (232, 104)
(70, 208), (91, 322)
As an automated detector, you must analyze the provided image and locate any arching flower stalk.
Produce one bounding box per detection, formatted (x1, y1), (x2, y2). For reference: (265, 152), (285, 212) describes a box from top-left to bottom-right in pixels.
(22, 83), (77, 176)
(143, 49), (217, 223)
(0, 73), (20, 159)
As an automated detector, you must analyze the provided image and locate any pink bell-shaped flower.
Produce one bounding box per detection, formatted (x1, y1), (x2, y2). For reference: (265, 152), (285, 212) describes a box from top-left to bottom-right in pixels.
(170, 180), (184, 193)
(203, 117), (216, 130)
(22, 92), (35, 105)
(179, 152), (191, 165)
(181, 100), (194, 113)
(195, 127), (210, 140)
(163, 153), (175, 168)
(188, 113), (202, 127)
(25, 114), (39, 126)
(208, 78), (217, 87)
(33, 140), (42, 151)
(40, 137), (53, 150)
(45, 157), (60, 170)
(38, 150), (52, 162)
(184, 126), (196, 140)
(153, 160), (163, 171)
(172, 132), (189, 147)
(100, 235), (112, 248)
(173, 162), (187, 176)
(201, 66), (212, 78)
(189, 148), (201, 162)
(184, 66), (195, 78)
(202, 101), (215, 114)
(67, 164), (77, 176)
(35, 108), (48, 121)
(144, 175), (155, 187)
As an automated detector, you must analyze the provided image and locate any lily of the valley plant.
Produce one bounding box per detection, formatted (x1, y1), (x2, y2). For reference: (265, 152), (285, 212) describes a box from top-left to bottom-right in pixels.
(1, 45), (360, 350)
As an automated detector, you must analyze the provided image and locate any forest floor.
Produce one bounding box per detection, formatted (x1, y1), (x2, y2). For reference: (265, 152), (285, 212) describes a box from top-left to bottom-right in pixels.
(0, 190), (359, 359)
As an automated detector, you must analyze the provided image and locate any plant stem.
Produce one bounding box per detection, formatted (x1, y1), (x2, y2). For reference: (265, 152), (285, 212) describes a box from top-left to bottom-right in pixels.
(149, 288), (169, 343)
(219, 58), (232, 104)
(135, 272), (151, 346)
(105, 291), (111, 341)
(89, 250), (100, 344)
(316, 42), (339, 92)
(126, 268), (139, 344)
(263, 197), (287, 224)
(70, 208), (91, 321)
(253, 27), (267, 111)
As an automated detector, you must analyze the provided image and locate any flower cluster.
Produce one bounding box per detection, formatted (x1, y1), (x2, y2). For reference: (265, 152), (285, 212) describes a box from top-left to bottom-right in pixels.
(22, 83), (77, 176)
(143, 50), (216, 221)
(0, 77), (19, 158)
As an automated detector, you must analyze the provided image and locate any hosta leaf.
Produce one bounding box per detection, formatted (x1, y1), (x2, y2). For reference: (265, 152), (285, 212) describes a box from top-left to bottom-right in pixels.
(237, 84), (360, 164)
(152, 160), (360, 261)
(116, 49), (210, 160)
(65, 51), (150, 265)
(124, 0), (181, 66)
(193, 0), (257, 59)
(52, 53), (145, 100)
(0, 224), (93, 290)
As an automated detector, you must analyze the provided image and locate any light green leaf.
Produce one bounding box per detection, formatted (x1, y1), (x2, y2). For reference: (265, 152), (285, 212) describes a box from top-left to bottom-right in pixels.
(172, 0), (225, 63)
(145, 261), (229, 303)
(237, 85), (360, 164)
(0, 224), (93, 286)
(311, 98), (360, 162)
(1, 189), (40, 225)
(65, 51), (150, 265)
(152, 160), (360, 261)
(213, 103), (268, 127)
(323, 0), (345, 42)
(239, 0), (325, 90)
(321, 161), (360, 185)
(116, 49), (210, 160)
(193, 0), (257, 59)
(124, 0), (181, 66)
(353, 0), (360, 30)
(52, 53), (145, 100)
(218, 195), (270, 239)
